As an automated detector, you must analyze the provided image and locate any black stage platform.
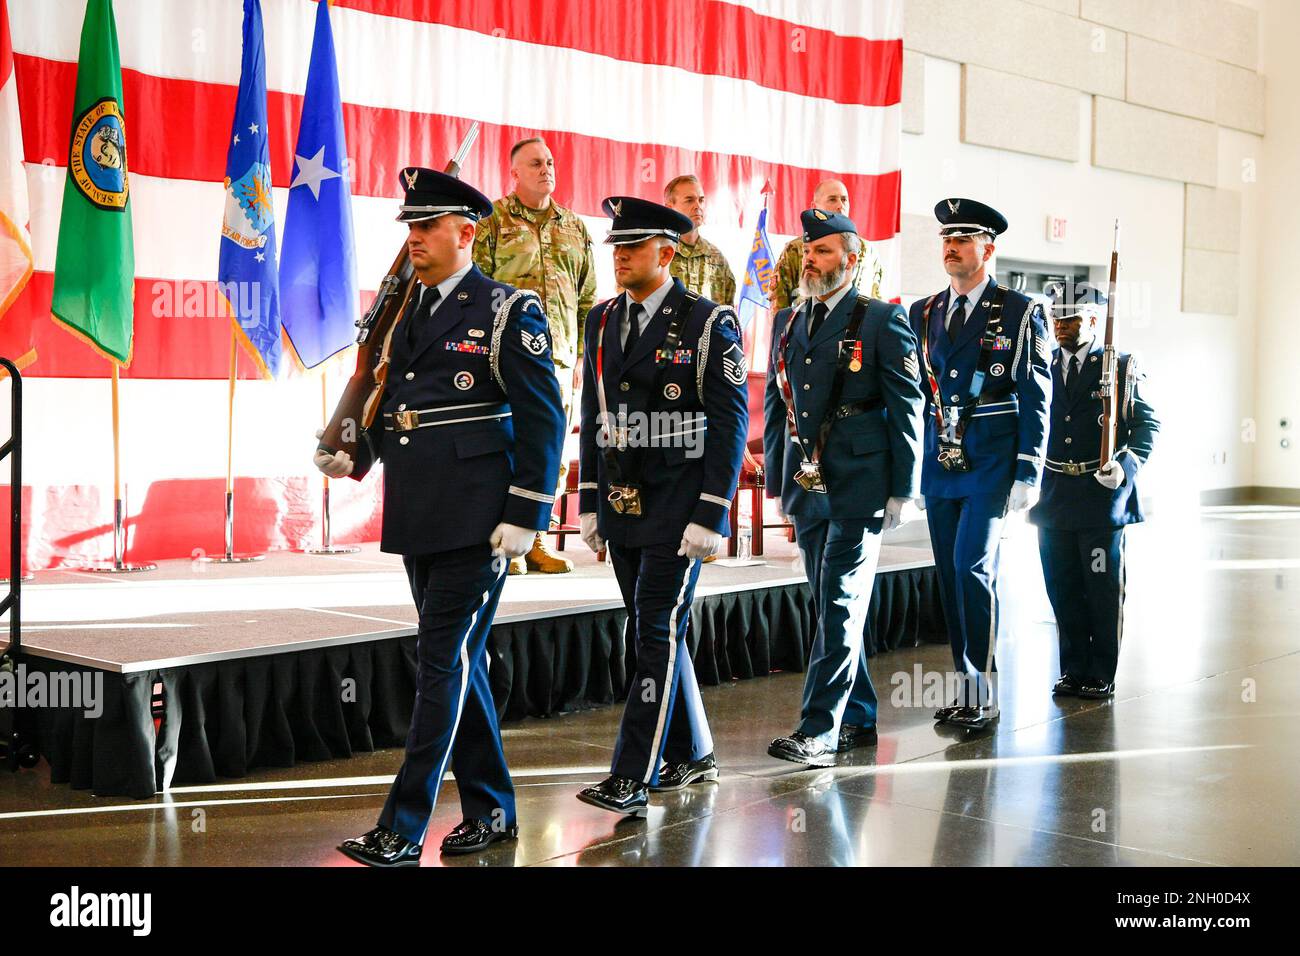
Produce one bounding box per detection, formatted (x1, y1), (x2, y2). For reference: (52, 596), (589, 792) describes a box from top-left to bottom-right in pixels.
(5, 531), (942, 798)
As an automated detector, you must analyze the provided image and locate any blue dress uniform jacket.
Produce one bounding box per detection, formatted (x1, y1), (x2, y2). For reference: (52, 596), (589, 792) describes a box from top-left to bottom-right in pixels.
(1029, 346), (1160, 530)
(577, 278), (749, 546)
(351, 265), (567, 550)
(907, 279), (1052, 497)
(763, 294), (925, 521)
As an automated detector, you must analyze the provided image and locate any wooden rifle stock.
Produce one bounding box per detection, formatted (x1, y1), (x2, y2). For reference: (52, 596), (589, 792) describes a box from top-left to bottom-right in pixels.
(1098, 219), (1120, 467)
(316, 123), (482, 460)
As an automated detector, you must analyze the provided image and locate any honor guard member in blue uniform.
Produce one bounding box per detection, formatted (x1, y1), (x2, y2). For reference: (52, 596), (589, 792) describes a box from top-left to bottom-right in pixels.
(909, 199), (1052, 728)
(763, 208), (925, 766)
(1029, 282), (1159, 699)
(575, 196), (748, 816)
(318, 168), (566, 866)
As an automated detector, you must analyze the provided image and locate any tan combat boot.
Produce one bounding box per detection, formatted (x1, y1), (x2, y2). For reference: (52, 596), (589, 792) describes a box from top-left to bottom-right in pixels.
(523, 532), (573, 573)
(508, 555), (527, 575)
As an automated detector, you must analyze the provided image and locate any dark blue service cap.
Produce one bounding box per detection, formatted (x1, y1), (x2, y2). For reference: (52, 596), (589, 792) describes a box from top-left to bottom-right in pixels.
(934, 197), (1008, 237)
(396, 167), (493, 223)
(1046, 281), (1107, 317)
(800, 208), (858, 242)
(600, 195), (694, 245)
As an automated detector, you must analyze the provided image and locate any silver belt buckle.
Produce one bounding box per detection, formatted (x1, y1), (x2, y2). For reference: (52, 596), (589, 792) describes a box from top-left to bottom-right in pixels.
(392, 410), (420, 431)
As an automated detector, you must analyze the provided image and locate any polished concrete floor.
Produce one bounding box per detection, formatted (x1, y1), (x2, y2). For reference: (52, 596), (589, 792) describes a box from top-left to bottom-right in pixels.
(1, 505), (1297, 866)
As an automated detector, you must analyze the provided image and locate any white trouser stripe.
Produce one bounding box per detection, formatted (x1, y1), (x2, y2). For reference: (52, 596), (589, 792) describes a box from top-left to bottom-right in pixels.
(643, 561), (694, 784)
(428, 571), (500, 826)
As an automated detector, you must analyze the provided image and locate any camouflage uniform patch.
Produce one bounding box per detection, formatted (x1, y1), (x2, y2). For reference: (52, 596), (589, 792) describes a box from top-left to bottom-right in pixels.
(669, 234), (738, 306)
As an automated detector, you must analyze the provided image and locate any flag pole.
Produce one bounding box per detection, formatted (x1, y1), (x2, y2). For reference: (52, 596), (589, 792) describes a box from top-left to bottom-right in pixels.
(299, 359), (357, 554)
(202, 328), (264, 563)
(83, 363), (155, 573)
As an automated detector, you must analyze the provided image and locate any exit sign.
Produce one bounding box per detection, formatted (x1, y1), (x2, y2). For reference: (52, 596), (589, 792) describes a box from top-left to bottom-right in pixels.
(1046, 215), (1068, 243)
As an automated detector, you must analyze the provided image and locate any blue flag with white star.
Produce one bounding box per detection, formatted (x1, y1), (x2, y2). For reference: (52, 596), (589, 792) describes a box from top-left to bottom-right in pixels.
(280, 0), (357, 369)
(737, 205), (776, 331)
(219, 0), (282, 379)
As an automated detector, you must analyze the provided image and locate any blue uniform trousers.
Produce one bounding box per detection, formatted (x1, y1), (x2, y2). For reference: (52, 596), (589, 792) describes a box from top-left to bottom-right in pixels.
(607, 541), (710, 784)
(792, 516), (882, 747)
(378, 545), (514, 844)
(1037, 526), (1126, 684)
(925, 492), (1008, 708)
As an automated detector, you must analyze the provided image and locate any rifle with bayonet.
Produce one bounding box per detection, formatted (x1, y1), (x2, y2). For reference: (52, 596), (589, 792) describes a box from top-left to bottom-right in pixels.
(316, 122), (482, 460)
(1098, 219), (1120, 468)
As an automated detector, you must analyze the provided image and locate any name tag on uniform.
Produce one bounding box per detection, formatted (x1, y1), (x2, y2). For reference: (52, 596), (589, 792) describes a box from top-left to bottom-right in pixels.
(446, 341), (490, 355)
(656, 348), (694, 364)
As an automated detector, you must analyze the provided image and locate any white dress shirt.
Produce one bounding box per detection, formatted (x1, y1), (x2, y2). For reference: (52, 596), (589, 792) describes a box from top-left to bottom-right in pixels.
(621, 276), (674, 348)
(946, 274), (992, 332)
(416, 261), (473, 317)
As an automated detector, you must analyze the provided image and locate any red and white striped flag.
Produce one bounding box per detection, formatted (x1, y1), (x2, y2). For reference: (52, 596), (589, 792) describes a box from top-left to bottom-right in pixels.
(3, 0), (902, 565)
(0, 0), (33, 336)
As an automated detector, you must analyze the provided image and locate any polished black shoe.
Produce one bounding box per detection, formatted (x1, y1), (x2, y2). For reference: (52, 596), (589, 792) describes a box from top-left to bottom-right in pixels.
(768, 731), (837, 767)
(337, 826), (422, 867)
(1052, 675), (1081, 697)
(439, 818), (519, 856)
(650, 753), (719, 792)
(933, 699), (962, 722)
(1077, 679), (1115, 700)
(837, 724), (879, 753)
(947, 705), (999, 729)
(577, 775), (649, 817)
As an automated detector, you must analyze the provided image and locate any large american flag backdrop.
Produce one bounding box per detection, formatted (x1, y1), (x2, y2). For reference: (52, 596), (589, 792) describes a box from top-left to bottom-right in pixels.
(2, 0), (902, 569)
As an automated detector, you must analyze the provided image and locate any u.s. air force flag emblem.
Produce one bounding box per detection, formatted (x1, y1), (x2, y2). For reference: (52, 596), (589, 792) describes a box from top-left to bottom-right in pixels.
(69, 97), (129, 211)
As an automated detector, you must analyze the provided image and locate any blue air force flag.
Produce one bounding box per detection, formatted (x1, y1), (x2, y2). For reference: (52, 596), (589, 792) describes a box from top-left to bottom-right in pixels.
(737, 205), (776, 331)
(218, 0), (282, 379)
(280, 0), (358, 369)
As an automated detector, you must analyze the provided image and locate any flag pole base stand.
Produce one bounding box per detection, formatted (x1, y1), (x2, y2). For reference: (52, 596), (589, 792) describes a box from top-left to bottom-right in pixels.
(81, 562), (157, 574)
(297, 545), (360, 555)
(200, 553), (265, 564)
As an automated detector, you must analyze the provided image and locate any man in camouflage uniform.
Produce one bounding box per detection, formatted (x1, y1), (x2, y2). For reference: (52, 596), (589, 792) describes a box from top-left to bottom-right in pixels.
(664, 175), (737, 306)
(770, 179), (882, 311)
(475, 137), (597, 574)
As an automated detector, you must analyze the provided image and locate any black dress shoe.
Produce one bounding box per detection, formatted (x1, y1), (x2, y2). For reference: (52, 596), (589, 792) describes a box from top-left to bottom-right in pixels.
(837, 724), (879, 753)
(933, 699), (961, 722)
(947, 706), (999, 729)
(338, 826), (422, 867)
(1077, 679), (1115, 699)
(440, 818), (519, 856)
(577, 775), (649, 817)
(1052, 675), (1081, 697)
(767, 731), (836, 767)
(650, 753), (719, 792)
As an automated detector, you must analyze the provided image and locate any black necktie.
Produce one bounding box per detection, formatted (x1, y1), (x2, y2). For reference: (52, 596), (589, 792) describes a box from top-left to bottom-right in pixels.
(809, 301), (828, 340)
(947, 294), (968, 342)
(1065, 354), (1080, 394)
(406, 285), (440, 347)
(624, 302), (643, 354)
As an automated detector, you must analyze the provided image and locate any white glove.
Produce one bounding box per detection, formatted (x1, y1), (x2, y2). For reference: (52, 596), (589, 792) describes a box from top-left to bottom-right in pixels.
(1007, 479), (1039, 513)
(770, 495), (786, 522)
(579, 512), (604, 555)
(916, 496), (927, 512)
(490, 523), (535, 560)
(313, 429), (353, 479)
(881, 496), (914, 532)
(678, 522), (722, 560)
(1094, 459), (1125, 490)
